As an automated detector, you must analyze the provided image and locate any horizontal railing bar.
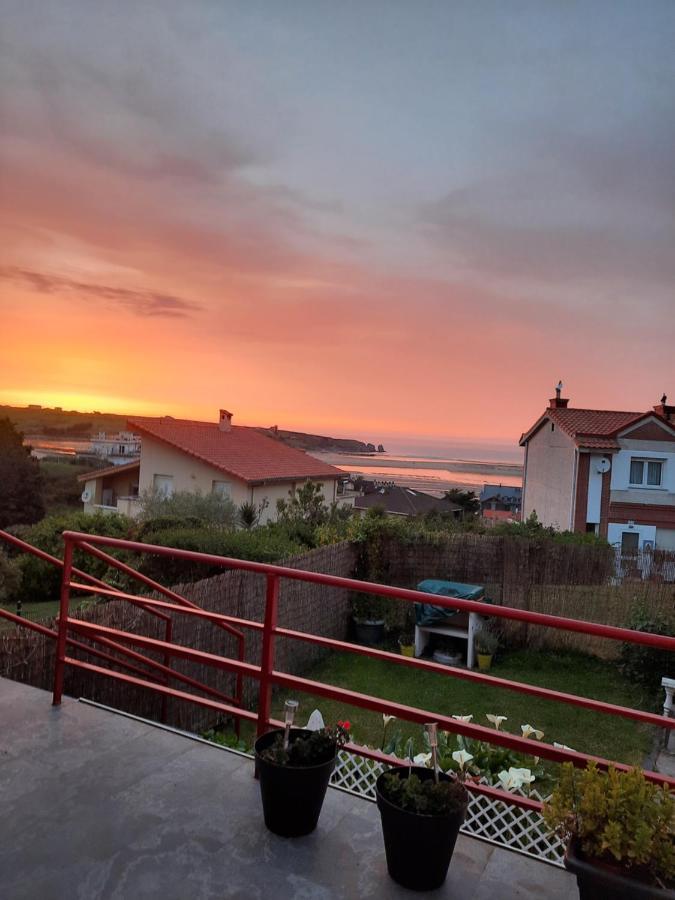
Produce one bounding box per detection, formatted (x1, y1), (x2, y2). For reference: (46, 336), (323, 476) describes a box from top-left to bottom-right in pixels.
(269, 670), (675, 788)
(63, 531), (675, 650)
(207, 713), (543, 812)
(67, 619), (262, 680)
(343, 743), (544, 811)
(0, 608), (165, 683)
(63, 658), (259, 722)
(0, 530), (172, 624)
(0, 607), (60, 637)
(68, 583), (264, 632)
(76, 540), (244, 640)
(78, 630), (239, 706)
(274, 626), (674, 730)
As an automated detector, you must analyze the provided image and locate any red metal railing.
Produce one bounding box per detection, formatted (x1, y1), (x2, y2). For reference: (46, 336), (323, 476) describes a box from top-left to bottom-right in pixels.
(0, 529), (245, 726)
(2, 528), (674, 813)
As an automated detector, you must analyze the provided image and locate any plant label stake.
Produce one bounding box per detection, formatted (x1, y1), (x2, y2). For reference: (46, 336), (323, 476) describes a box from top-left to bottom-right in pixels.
(426, 722), (439, 783)
(283, 699), (299, 751)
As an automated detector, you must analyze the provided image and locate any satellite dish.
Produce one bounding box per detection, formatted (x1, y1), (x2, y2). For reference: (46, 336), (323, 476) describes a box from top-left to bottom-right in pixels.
(81, 490), (92, 502)
(596, 457), (611, 474)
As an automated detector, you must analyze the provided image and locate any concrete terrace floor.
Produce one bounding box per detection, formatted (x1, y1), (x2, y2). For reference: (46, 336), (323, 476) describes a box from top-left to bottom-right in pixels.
(0, 678), (576, 900)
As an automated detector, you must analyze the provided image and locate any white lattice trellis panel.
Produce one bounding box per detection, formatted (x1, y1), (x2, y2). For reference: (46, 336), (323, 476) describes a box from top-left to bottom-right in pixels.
(330, 751), (564, 867)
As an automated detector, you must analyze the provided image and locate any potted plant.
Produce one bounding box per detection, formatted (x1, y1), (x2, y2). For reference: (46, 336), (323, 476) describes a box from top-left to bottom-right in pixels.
(255, 702), (350, 837)
(474, 623), (499, 670)
(352, 592), (387, 645)
(544, 762), (675, 898)
(399, 606), (416, 657)
(375, 724), (469, 891)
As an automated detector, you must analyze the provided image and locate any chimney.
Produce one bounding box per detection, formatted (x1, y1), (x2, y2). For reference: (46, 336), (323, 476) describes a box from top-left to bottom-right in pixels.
(653, 394), (674, 422)
(548, 381), (569, 409)
(218, 409), (233, 432)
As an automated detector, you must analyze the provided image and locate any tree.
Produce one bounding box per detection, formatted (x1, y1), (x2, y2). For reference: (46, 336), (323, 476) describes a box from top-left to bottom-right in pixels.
(444, 489), (479, 517)
(0, 417), (45, 528)
(276, 481), (331, 528)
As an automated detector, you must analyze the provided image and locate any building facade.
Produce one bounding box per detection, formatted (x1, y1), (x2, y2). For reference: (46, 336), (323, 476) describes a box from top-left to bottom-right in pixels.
(79, 410), (342, 523)
(520, 391), (675, 551)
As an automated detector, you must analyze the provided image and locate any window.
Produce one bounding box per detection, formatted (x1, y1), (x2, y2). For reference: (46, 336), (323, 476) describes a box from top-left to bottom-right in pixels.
(212, 480), (231, 499)
(153, 474), (174, 497)
(629, 458), (663, 487)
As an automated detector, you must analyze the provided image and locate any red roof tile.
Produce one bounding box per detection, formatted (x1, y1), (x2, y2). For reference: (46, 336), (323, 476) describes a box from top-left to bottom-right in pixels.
(520, 408), (643, 448)
(127, 416), (343, 485)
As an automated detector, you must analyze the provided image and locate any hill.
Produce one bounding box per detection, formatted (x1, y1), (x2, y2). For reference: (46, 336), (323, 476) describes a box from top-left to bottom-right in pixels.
(1, 405), (383, 454)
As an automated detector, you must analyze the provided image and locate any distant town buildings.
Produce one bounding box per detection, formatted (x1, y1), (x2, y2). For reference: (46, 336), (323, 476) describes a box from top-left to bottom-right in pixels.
(91, 431), (142, 465)
(353, 482), (462, 519)
(520, 387), (675, 551)
(479, 484), (522, 523)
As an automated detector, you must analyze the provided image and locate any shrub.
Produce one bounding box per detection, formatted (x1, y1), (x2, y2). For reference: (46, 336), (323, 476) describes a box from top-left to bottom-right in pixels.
(351, 592), (388, 622)
(544, 762), (675, 887)
(380, 771), (467, 816)
(14, 511), (134, 604)
(0, 550), (22, 604)
(620, 601), (674, 692)
(135, 525), (305, 584)
(137, 489), (238, 527)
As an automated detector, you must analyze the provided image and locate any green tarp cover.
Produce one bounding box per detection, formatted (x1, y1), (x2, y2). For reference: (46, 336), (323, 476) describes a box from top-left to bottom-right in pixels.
(414, 580), (487, 626)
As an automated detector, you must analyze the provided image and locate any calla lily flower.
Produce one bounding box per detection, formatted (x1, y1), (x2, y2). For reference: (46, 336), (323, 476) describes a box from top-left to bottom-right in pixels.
(452, 715), (473, 723)
(382, 714), (396, 727)
(497, 769), (520, 791)
(553, 742), (577, 752)
(486, 714), (508, 730)
(413, 752), (432, 766)
(452, 749), (474, 770)
(497, 767), (535, 791)
(510, 767), (535, 785)
(521, 724), (544, 740)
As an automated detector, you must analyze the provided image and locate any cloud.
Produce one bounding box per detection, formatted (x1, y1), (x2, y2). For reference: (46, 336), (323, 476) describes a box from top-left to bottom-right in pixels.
(419, 113), (675, 299)
(0, 267), (202, 318)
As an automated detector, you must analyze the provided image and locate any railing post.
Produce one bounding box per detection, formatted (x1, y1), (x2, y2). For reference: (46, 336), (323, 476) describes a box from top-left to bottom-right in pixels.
(53, 536), (74, 705)
(257, 574), (280, 737)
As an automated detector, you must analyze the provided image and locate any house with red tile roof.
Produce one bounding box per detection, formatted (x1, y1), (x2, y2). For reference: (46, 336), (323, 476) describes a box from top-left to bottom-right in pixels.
(79, 409), (342, 522)
(519, 386), (675, 551)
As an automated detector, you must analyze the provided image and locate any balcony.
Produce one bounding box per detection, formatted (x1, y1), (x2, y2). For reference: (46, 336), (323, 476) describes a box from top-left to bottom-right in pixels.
(0, 677), (576, 899)
(1, 527), (673, 898)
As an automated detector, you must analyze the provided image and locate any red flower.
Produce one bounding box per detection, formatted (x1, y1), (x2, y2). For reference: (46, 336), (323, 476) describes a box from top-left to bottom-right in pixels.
(339, 720), (351, 730)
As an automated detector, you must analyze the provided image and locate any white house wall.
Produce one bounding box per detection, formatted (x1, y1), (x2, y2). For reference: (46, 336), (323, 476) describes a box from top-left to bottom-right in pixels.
(138, 435), (336, 524)
(522, 422), (577, 529)
(610, 443), (675, 506)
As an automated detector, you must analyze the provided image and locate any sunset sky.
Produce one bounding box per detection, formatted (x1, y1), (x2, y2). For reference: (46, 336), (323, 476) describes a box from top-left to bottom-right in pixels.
(1, 1), (673, 456)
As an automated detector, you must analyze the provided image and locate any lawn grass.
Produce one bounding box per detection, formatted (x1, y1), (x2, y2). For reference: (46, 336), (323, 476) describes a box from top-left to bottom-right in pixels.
(266, 648), (653, 767)
(0, 597), (98, 631)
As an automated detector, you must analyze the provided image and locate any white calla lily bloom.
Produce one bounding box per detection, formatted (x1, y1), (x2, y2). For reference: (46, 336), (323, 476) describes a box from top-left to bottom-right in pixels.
(521, 724), (544, 740)
(486, 714), (507, 730)
(451, 749), (474, 770)
(452, 715), (473, 723)
(413, 752), (432, 767)
(382, 714), (396, 727)
(497, 767), (535, 791)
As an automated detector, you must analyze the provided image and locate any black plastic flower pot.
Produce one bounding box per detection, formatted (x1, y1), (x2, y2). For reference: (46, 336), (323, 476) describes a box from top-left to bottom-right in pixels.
(254, 728), (336, 838)
(353, 619), (385, 646)
(375, 766), (467, 892)
(565, 840), (675, 900)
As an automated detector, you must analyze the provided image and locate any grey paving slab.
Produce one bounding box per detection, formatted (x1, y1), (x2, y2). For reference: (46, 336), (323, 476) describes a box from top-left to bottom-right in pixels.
(0, 677), (576, 899)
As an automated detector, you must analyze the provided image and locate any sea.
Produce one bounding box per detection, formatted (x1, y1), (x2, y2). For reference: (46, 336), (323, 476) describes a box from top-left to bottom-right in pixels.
(26, 436), (524, 496)
(311, 452), (522, 495)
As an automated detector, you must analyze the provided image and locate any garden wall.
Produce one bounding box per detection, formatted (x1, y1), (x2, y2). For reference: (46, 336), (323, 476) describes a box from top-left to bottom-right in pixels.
(0, 541), (357, 733)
